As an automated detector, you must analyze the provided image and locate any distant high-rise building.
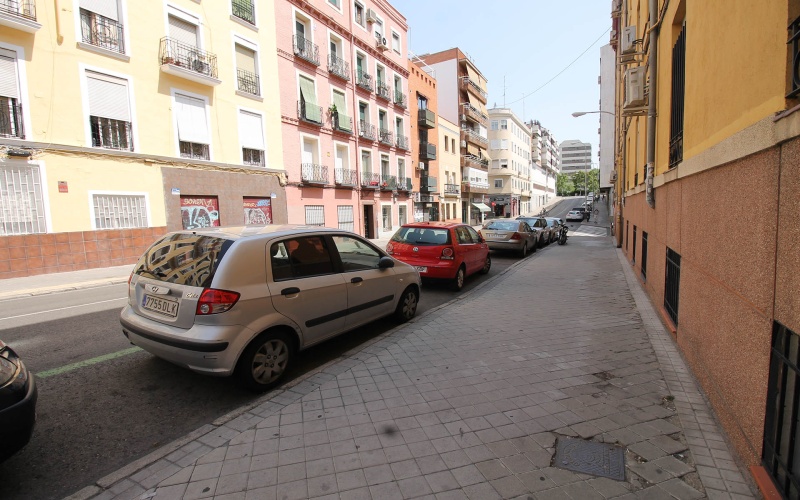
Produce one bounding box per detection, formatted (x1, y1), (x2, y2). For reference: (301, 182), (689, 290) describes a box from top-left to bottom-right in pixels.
(559, 140), (592, 173)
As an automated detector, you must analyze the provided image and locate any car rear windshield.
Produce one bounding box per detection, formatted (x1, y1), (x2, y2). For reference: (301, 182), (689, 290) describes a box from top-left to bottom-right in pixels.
(485, 221), (520, 231)
(391, 227), (451, 245)
(132, 233), (234, 288)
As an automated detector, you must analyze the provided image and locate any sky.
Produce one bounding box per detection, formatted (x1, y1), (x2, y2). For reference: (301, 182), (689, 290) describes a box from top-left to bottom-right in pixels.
(391, 0), (612, 160)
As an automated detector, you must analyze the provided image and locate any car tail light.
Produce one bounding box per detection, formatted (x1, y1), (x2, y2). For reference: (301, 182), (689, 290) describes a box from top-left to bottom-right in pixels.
(509, 232), (521, 241)
(440, 247), (455, 260)
(196, 288), (241, 315)
(386, 243), (394, 254)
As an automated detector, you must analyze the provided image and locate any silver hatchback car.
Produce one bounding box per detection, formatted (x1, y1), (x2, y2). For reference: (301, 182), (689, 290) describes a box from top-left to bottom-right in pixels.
(120, 225), (421, 391)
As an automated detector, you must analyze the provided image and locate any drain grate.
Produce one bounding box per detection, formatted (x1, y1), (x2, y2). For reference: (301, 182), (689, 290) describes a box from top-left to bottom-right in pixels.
(554, 437), (626, 481)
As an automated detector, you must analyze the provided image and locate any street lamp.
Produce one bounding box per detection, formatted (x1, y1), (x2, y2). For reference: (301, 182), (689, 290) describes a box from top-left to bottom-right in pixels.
(571, 110), (615, 117)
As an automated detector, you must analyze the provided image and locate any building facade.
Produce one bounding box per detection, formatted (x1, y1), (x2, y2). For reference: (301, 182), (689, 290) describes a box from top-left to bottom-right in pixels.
(487, 108), (531, 217)
(611, 1), (800, 496)
(438, 116), (462, 222)
(0, 0), (286, 279)
(528, 120), (559, 203)
(599, 43), (616, 195)
(558, 139), (592, 174)
(407, 59), (438, 222)
(276, 0), (411, 240)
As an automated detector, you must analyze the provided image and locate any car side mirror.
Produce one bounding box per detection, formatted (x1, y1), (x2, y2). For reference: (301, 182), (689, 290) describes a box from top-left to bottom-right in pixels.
(378, 256), (395, 269)
(477, 236), (485, 243)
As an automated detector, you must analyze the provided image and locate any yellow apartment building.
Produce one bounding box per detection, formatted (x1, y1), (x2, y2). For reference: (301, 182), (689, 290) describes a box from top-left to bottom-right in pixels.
(0, 0), (285, 278)
(611, 1), (800, 496)
(437, 115), (461, 222)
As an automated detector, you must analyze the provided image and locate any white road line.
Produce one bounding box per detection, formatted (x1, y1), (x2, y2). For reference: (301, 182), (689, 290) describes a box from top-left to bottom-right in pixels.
(0, 297), (127, 321)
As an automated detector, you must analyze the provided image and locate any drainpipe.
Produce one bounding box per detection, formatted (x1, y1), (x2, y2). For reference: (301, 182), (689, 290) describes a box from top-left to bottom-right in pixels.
(54, 0), (64, 44)
(645, 0), (658, 208)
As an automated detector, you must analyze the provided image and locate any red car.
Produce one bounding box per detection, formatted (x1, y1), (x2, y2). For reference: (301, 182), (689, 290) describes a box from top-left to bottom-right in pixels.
(386, 222), (491, 291)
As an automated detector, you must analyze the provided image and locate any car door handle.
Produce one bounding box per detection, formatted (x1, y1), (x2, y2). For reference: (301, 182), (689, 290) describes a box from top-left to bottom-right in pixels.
(351, 277), (363, 284)
(281, 287), (300, 295)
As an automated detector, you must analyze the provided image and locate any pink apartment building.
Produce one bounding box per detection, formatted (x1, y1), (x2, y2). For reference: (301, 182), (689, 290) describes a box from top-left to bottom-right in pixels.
(275, 0), (412, 240)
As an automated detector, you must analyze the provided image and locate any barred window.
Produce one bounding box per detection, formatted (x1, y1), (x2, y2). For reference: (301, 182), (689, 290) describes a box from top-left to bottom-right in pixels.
(242, 148), (264, 166)
(91, 116), (133, 150)
(337, 205), (354, 232)
(0, 165), (46, 235)
(93, 193), (148, 229)
(305, 205), (324, 226)
(180, 141), (210, 160)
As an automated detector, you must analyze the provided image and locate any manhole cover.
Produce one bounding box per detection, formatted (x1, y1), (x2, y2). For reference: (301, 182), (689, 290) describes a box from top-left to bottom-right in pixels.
(554, 437), (626, 481)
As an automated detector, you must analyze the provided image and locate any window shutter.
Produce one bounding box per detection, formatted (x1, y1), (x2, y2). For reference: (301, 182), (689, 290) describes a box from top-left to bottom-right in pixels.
(79, 0), (119, 20)
(174, 93), (209, 144)
(86, 71), (130, 121)
(239, 110), (264, 150)
(235, 44), (256, 74)
(168, 15), (198, 47)
(0, 51), (19, 99)
(332, 91), (346, 112)
(298, 76), (317, 104)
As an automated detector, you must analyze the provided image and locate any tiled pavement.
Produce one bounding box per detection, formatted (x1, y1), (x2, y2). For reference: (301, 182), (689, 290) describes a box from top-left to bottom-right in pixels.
(66, 210), (758, 500)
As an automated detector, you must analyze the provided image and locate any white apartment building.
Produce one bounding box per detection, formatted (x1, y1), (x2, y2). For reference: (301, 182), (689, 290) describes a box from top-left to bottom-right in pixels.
(559, 139), (593, 174)
(488, 108), (531, 217)
(528, 120), (559, 207)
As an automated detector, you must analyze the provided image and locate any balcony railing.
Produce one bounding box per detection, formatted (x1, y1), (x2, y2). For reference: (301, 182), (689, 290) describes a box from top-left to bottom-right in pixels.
(80, 9), (124, 54)
(0, 0), (36, 21)
(334, 168), (357, 186)
(356, 70), (373, 92)
(237, 68), (260, 95)
(461, 128), (488, 149)
(396, 177), (412, 192)
(361, 172), (381, 189)
(159, 37), (218, 79)
(301, 163), (328, 184)
(461, 154), (488, 170)
(0, 99), (25, 139)
(419, 142), (437, 160)
(394, 90), (407, 108)
(328, 54), (350, 81)
(379, 128), (393, 145)
(396, 134), (409, 150)
(419, 176), (437, 192)
(293, 34), (319, 65)
(376, 80), (390, 100)
(231, 0), (255, 25)
(444, 183), (460, 195)
(298, 100), (323, 125)
(358, 121), (376, 141)
(418, 108), (435, 128)
(380, 175), (397, 191)
(461, 103), (487, 124)
(332, 112), (352, 133)
(461, 181), (489, 193)
(459, 76), (487, 102)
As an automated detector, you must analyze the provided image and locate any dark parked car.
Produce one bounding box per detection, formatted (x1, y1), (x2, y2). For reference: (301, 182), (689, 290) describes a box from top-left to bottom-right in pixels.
(0, 339), (37, 462)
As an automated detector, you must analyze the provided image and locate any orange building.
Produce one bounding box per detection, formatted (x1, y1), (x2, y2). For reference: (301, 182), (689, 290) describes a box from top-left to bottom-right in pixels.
(407, 60), (439, 221)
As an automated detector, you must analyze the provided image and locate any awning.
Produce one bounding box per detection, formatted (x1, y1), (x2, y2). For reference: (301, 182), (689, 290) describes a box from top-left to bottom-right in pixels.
(464, 91), (474, 105)
(472, 203), (491, 212)
(467, 143), (480, 156)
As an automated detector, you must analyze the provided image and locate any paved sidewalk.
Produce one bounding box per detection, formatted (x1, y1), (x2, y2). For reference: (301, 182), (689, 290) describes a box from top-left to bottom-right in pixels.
(62, 205), (757, 500)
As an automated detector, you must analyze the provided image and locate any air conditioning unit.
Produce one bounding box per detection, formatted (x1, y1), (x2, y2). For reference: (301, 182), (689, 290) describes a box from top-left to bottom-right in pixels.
(416, 162), (426, 170)
(623, 66), (647, 108)
(376, 35), (389, 50)
(621, 26), (637, 54)
(460, 140), (467, 148)
(610, 171), (618, 182)
(366, 8), (378, 23)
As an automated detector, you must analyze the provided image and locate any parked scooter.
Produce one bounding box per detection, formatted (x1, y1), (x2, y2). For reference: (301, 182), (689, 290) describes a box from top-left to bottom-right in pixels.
(558, 224), (568, 245)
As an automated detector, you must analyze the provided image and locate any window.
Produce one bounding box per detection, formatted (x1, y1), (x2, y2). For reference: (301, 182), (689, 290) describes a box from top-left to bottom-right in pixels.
(337, 205), (354, 232)
(664, 247), (681, 325)
(444, 135), (448, 152)
(0, 49), (24, 139)
(298, 74), (321, 123)
(92, 193), (148, 229)
(231, 0), (255, 25)
(331, 89), (350, 131)
(168, 14), (199, 48)
(669, 21), (686, 167)
(500, 159), (508, 169)
(271, 236), (334, 280)
(361, 150), (371, 173)
(641, 231), (648, 280)
(239, 110), (265, 166)
(174, 93), (210, 160)
(417, 94), (427, 110)
(382, 206), (392, 231)
(391, 31), (400, 53)
(632, 225), (637, 263)
(333, 235), (382, 271)
(354, 1), (364, 27)
(235, 43), (259, 95)
(305, 205), (325, 226)
(0, 165), (46, 235)
(491, 120), (498, 130)
(397, 158), (405, 179)
(500, 119), (508, 130)
(494, 179), (503, 188)
(328, 0), (340, 8)
(79, 0), (125, 54)
(86, 71), (133, 151)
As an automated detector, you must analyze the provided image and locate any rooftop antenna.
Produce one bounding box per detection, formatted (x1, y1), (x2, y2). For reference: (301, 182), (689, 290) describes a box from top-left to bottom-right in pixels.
(502, 76), (506, 107)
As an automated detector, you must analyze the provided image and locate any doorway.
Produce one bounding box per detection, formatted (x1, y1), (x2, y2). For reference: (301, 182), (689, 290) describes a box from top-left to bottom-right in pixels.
(363, 204), (374, 238)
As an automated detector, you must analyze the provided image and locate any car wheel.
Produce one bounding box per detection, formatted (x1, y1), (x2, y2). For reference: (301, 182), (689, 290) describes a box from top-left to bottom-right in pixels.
(394, 286), (418, 323)
(520, 243), (528, 258)
(236, 331), (294, 392)
(480, 254), (492, 275)
(451, 266), (466, 291)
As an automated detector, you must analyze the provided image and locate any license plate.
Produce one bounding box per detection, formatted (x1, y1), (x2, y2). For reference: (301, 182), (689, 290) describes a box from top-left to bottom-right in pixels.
(415, 266), (427, 273)
(142, 294), (179, 318)
(485, 233), (500, 238)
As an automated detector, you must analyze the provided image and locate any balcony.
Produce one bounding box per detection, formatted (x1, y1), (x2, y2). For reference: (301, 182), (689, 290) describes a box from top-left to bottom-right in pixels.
(159, 37), (221, 86)
(459, 76), (487, 103)
(0, 99), (25, 139)
(356, 70), (373, 92)
(376, 80), (391, 101)
(461, 154), (488, 170)
(461, 181), (489, 194)
(444, 183), (460, 196)
(419, 176), (437, 192)
(328, 54), (350, 81)
(334, 168), (357, 186)
(80, 9), (125, 54)
(237, 68), (260, 96)
(379, 128), (393, 146)
(418, 108), (435, 129)
(231, 0), (255, 26)
(361, 172), (381, 189)
(297, 100), (323, 125)
(332, 112), (352, 134)
(380, 175), (397, 191)
(394, 90), (407, 108)
(358, 121), (376, 141)
(419, 142), (437, 161)
(396, 177), (412, 192)
(461, 128), (488, 149)
(301, 163), (328, 185)
(396, 134), (409, 150)
(293, 34), (319, 66)
(461, 103), (487, 125)
(0, 0), (39, 32)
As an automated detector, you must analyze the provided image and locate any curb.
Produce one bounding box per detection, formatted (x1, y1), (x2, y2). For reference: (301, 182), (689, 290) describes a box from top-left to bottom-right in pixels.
(0, 277), (131, 301)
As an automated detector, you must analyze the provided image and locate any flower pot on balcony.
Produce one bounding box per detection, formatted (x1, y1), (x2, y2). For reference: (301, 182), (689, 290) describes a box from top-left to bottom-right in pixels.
(163, 56), (175, 65)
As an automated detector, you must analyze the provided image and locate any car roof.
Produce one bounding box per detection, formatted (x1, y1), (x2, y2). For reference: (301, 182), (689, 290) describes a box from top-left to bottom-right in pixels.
(400, 221), (465, 229)
(166, 224), (345, 241)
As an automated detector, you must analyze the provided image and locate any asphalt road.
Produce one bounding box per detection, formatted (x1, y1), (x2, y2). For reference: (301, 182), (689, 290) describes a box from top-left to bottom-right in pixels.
(0, 215), (579, 500)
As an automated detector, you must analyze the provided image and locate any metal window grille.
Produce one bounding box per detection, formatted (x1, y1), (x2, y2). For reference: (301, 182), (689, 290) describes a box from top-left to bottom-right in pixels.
(669, 22), (686, 168)
(764, 322), (800, 499)
(789, 16), (800, 97)
(0, 97), (24, 139)
(305, 205), (324, 226)
(664, 248), (681, 325)
(80, 9), (125, 54)
(0, 0), (36, 21)
(242, 148), (264, 166)
(625, 220), (629, 250)
(93, 194), (148, 229)
(337, 205), (354, 232)
(632, 225), (637, 263)
(0, 165), (46, 235)
(231, 0), (255, 25)
(236, 68), (260, 95)
(180, 141), (210, 160)
(90, 116), (133, 151)
(641, 231), (648, 280)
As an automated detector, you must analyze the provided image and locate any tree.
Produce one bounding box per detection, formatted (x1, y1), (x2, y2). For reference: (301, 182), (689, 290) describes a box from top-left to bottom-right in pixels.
(556, 174), (574, 196)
